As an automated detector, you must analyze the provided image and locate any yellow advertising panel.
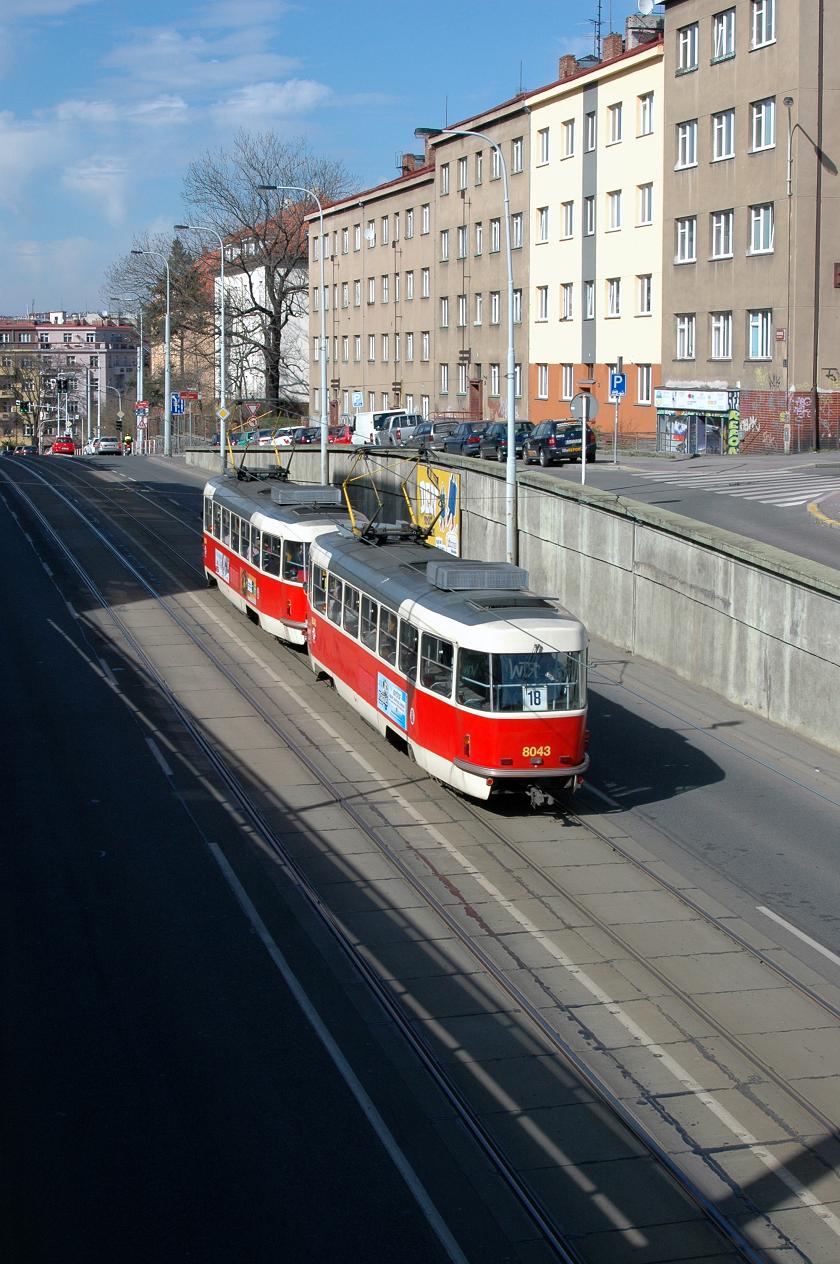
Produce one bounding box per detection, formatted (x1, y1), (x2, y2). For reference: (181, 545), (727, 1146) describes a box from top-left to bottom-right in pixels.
(416, 466), (461, 556)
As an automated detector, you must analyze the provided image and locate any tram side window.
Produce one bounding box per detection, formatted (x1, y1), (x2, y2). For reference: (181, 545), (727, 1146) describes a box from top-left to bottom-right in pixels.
(379, 608), (398, 665)
(221, 507), (231, 546)
(204, 497), (213, 532)
(251, 527), (261, 568)
(230, 513), (241, 556)
(457, 648), (492, 711)
(360, 595), (378, 651)
(241, 521), (251, 560)
(262, 533), (282, 576)
(212, 501), (221, 539)
(283, 540), (305, 583)
(343, 585), (360, 637)
(420, 633), (453, 697)
(327, 574), (343, 624)
(399, 621), (418, 681)
(311, 565), (327, 613)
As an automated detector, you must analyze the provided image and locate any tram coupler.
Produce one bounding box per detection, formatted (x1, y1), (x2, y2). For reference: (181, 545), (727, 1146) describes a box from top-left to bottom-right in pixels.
(526, 783), (555, 811)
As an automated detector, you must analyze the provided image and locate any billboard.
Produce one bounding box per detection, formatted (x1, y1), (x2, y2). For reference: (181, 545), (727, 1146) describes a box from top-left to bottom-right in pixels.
(416, 466), (461, 556)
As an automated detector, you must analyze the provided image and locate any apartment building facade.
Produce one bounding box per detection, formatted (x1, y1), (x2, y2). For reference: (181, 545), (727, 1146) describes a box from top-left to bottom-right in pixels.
(661, 0), (839, 453)
(0, 321), (40, 444)
(528, 34), (664, 433)
(36, 317), (138, 440)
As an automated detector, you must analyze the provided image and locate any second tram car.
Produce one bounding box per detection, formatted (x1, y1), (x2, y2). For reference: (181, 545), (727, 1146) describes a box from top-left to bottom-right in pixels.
(307, 532), (589, 803)
(203, 477), (347, 645)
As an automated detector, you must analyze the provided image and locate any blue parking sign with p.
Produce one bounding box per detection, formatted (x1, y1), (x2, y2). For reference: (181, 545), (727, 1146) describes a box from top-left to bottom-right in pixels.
(609, 372), (626, 398)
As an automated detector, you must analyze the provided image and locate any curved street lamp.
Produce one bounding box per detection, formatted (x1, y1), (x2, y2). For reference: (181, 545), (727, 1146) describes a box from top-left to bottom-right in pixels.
(175, 223), (227, 471)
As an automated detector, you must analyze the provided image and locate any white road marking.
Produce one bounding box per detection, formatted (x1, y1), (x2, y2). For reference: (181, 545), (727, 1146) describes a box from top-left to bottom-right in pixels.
(207, 841), (469, 1264)
(64, 600), (78, 619)
(758, 905), (840, 968)
(583, 781), (621, 809)
(98, 658), (120, 691)
(145, 736), (173, 777)
(41, 561), (53, 577)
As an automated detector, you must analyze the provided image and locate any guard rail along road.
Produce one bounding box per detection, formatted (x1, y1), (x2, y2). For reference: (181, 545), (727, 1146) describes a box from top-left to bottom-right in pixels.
(186, 445), (840, 755)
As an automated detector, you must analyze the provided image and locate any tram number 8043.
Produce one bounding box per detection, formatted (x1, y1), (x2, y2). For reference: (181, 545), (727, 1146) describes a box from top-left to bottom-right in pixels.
(522, 745), (552, 758)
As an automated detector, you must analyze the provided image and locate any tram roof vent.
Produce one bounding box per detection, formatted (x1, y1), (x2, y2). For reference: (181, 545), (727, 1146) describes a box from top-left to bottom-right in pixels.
(426, 559), (529, 592)
(271, 484), (342, 507)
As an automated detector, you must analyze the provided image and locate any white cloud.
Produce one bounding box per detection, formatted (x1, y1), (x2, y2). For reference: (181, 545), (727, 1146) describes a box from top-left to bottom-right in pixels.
(62, 155), (128, 225)
(101, 25), (300, 94)
(211, 79), (331, 125)
(194, 0), (291, 26)
(0, 0), (99, 17)
(2, 232), (107, 313)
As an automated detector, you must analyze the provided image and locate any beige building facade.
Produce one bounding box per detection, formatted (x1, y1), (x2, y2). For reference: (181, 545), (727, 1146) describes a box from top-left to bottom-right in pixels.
(661, 0), (840, 453)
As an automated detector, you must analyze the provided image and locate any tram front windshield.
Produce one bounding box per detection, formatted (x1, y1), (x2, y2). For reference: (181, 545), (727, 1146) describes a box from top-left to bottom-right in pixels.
(457, 648), (584, 712)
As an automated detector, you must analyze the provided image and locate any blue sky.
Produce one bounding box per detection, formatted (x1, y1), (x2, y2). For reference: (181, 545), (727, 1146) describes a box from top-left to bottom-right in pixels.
(0, 0), (642, 315)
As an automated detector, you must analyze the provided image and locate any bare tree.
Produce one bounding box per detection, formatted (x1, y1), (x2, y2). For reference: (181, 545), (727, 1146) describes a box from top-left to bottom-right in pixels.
(181, 130), (351, 412)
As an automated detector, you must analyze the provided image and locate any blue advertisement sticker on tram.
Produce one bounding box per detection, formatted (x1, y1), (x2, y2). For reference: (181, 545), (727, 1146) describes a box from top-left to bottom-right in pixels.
(377, 673), (407, 730)
(214, 548), (229, 583)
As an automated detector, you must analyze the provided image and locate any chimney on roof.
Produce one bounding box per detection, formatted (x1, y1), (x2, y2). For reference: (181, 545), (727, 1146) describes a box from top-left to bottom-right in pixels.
(602, 31), (624, 60)
(558, 53), (579, 80)
(400, 152), (425, 176)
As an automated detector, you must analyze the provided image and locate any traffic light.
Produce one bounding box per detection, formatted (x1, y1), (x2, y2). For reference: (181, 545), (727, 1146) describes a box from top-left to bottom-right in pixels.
(114, 416), (123, 432)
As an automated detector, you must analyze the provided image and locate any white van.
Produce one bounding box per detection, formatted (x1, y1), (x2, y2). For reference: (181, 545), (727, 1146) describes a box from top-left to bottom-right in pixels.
(351, 410), (424, 447)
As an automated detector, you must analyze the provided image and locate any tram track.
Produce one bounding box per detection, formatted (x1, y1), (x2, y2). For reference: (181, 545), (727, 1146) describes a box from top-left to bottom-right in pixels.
(9, 456), (840, 1262)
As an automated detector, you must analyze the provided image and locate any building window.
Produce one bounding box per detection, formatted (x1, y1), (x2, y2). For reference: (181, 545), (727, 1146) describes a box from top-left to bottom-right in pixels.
(340, 281), (348, 308)
(678, 22), (699, 72)
(637, 274), (652, 315)
(474, 293), (483, 325)
(561, 283), (573, 320)
(490, 217), (501, 252)
(490, 291), (500, 325)
(406, 270), (414, 300)
(421, 394), (429, 417)
(537, 206), (549, 242)
(440, 363), (449, 393)
(406, 332), (414, 361)
(394, 272), (401, 303)
(584, 281), (595, 320)
(538, 127), (550, 164)
(748, 308), (772, 357)
(607, 190), (622, 230)
(750, 98), (775, 151)
(367, 277), (376, 304)
(421, 204), (430, 234)
(637, 364), (652, 404)
(312, 287), (320, 311)
(562, 119), (575, 158)
(421, 332), (430, 362)
(712, 8), (735, 60)
(537, 285), (549, 320)
(638, 182), (653, 225)
(513, 289), (522, 324)
(354, 335), (362, 361)
(457, 224), (467, 258)
(457, 363), (467, 394)
(440, 162), (450, 195)
(514, 363), (522, 399)
(368, 335), (376, 362)
(457, 155), (468, 189)
(608, 102), (623, 144)
(749, 202), (775, 253)
(457, 294), (467, 327)
(489, 363), (500, 396)
(440, 228), (449, 261)
(354, 223), (361, 251)
(381, 274), (389, 303)
(676, 313), (696, 359)
(394, 332), (400, 361)
(440, 296), (449, 327)
(511, 212), (523, 248)
(751, 0), (775, 48)
(421, 268), (430, 298)
(381, 333), (389, 362)
(561, 200), (574, 238)
(675, 215), (697, 263)
(381, 216), (389, 245)
(638, 92), (654, 136)
(585, 111), (596, 152)
(561, 364), (574, 400)
(537, 364), (548, 399)
(710, 208), (734, 258)
(676, 119), (698, 168)
(584, 195), (595, 236)
(342, 336), (349, 362)
(511, 136), (523, 173)
(475, 150), (483, 184)
(710, 311), (733, 359)
(471, 221), (483, 256)
(366, 219), (376, 247)
(711, 108), (735, 161)
(406, 208), (414, 238)
(491, 147), (501, 180)
(354, 279), (361, 306)
(607, 278), (621, 317)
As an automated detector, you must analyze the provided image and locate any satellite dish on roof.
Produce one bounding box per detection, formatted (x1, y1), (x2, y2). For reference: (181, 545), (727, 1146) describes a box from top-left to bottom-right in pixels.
(638, 0), (654, 13)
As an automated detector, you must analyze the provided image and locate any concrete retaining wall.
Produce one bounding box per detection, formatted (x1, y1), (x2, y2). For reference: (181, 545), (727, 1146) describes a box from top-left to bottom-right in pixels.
(186, 447), (840, 752)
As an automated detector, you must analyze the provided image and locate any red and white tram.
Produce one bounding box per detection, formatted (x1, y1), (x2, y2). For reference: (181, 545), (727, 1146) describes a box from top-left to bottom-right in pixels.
(307, 532), (589, 803)
(202, 477), (346, 646)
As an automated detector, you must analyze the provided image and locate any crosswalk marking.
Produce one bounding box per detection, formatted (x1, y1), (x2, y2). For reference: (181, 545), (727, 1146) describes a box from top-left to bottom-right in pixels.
(619, 465), (840, 507)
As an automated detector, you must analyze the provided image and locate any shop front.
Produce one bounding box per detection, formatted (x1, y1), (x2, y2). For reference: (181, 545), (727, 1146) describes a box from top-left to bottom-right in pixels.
(655, 388), (738, 456)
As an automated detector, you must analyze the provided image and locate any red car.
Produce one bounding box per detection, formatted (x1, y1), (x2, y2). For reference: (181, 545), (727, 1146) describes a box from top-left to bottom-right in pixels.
(329, 424), (353, 445)
(51, 435), (75, 455)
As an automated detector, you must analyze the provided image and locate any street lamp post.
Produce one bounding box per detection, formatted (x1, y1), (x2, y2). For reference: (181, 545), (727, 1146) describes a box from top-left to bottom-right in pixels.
(131, 248), (171, 457)
(256, 184), (329, 487)
(174, 224), (227, 471)
(416, 127), (517, 564)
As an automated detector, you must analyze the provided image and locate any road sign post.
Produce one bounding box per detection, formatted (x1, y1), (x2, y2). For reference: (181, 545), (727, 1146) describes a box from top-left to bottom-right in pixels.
(609, 371), (626, 465)
(571, 391), (599, 486)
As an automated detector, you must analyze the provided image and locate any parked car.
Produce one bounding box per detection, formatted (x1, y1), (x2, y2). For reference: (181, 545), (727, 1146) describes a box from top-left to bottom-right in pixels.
(524, 421), (597, 467)
(351, 410), (423, 447)
(442, 421), (490, 457)
(92, 435), (121, 455)
(478, 421), (533, 462)
(401, 420), (460, 451)
(51, 435), (75, 455)
(328, 424), (354, 444)
(14, 444), (37, 455)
